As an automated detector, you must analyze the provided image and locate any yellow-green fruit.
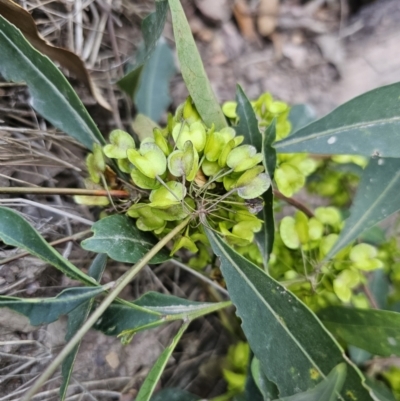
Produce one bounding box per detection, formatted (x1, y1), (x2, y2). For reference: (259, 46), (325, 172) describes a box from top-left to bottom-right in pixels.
(172, 121), (206, 152)
(222, 101), (237, 119)
(350, 243), (383, 271)
(227, 145), (263, 172)
(280, 216), (300, 249)
(127, 142), (167, 179)
(235, 166), (271, 199)
(86, 143), (106, 184)
(149, 181), (187, 208)
(274, 163), (305, 198)
(103, 129), (135, 159)
(168, 141), (199, 181)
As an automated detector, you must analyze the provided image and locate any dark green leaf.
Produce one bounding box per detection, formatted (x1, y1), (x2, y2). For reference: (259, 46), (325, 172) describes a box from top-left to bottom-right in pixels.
(0, 16), (104, 150)
(95, 291), (229, 336)
(278, 364), (347, 401)
(206, 229), (372, 400)
(235, 85), (262, 151)
(135, 39), (176, 122)
(288, 104), (316, 134)
(0, 207), (96, 285)
(136, 322), (189, 401)
(275, 83), (400, 157)
(366, 378), (397, 401)
(0, 286), (105, 326)
(327, 157), (400, 258)
(81, 214), (169, 264)
(117, 1), (168, 97)
(319, 306), (400, 357)
(370, 269), (390, 310)
(60, 254), (107, 400)
(151, 389), (200, 401)
(250, 357), (278, 401)
(256, 122), (276, 268)
(168, 0), (227, 130)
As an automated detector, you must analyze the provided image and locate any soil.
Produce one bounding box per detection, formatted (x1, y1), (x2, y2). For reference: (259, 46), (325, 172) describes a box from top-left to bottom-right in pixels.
(1, 0), (400, 399)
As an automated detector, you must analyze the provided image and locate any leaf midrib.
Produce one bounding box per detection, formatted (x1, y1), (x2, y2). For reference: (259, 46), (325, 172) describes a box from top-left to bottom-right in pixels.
(275, 117), (400, 149)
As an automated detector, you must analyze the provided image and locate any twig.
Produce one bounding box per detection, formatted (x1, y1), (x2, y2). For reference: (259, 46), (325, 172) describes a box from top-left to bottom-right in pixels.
(362, 283), (379, 309)
(273, 189), (314, 218)
(0, 187), (130, 197)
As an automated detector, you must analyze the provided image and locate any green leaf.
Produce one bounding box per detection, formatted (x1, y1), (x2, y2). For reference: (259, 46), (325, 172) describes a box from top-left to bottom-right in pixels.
(235, 85), (262, 151)
(256, 122), (277, 268)
(206, 229), (373, 400)
(0, 207), (96, 285)
(151, 389), (200, 401)
(275, 82), (400, 157)
(117, 1), (168, 97)
(348, 346), (371, 367)
(60, 254), (107, 400)
(250, 357), (279, 401)
(135, 38), (176, 122)
(327, 157), (400, 258)
(366, 378), (397, 401)
(0, 286), (106, 326)
(288, 104), (316, 134)
(319, 306), (400, 357)
(0, 16), (104, 150)
(81, 214), (170, 264)
(278, 364), (347, 401)
(370, 269), (390, 310)
(136, 322), (189, 401)
(168, 0), (227, 130)
(94, 291), (230, 336)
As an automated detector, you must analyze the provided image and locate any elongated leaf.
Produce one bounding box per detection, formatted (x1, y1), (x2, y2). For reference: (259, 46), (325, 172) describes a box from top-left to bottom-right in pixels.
(136, 322), (189, 401)
(275, 82), (400, 157)
(235, 85), (262, 151)
(278, 364), (347, 401)
(288, 104), (316, 134)
(0, 286), (105, 325)
(319, 306), (400, 357)
(81, 214), (169, 264)
(327, 157), (400, 258)
(151, 389), (200, 401)
(94, 291), (230, 336)
(256, 122), (276, 268)
(206, 229), (372, 400)
(250, 357), (278, 401)
(60, 253), (107, 400)
(168, 0), (227, 130)
(348, 346), (371, 366)
(0, 207), (96, 285)
(117, 1), (168, 97)
(135, 38), (175, 122)
(0, 0), (111, 111)
(0, 16), (104, 150)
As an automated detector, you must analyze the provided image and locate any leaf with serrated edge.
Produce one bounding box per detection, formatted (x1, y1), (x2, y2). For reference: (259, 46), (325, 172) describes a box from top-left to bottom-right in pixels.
(136, 322), (189, 401)
(327, 157), (400, 259)
(318, 307), (400, 357)
(168, 0), (227, 130)
(60, 254), (107, 400)
(235, 84), (262, 151)
(94, 292), (230, 336)
(206, 229), (373, 400)
(117, 1), (168, 97)
(278, 364), (347, 401)
(81, 214), (170, 264)
(0, 207), (96, 285)
(135, 39), (176, 122)
(0, 287), (105, 325)
(0, 16), (104, 150)
(275, 83), (400, 157)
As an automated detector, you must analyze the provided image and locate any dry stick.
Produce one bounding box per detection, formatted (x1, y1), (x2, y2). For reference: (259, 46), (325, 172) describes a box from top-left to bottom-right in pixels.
(273, 189), (314, 218)
(0, 187), (130, 197)
(0, 229), (92, 266)
(21, 216), (192, 401)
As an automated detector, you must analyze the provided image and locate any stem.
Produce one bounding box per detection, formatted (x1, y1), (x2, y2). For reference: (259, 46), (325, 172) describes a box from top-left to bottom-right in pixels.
(0, 187), (130, 197)
(22, 216), (192, 401)
(0, 230), (92, 266)
(273, 189), (314, 218)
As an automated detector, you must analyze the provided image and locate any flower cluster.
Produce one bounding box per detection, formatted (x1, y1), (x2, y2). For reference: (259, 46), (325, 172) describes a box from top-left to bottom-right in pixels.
(269, 207), (383, 309)
(83, 97), (271, 265)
